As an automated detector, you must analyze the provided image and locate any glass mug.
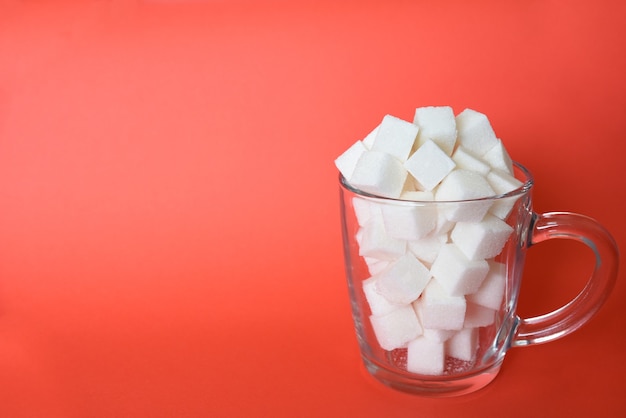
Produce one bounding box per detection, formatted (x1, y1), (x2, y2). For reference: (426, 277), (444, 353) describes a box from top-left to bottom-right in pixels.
(339, 162), (619, 397)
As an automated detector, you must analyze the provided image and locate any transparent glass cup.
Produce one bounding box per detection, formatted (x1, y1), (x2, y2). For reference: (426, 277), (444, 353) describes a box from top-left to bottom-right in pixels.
(339, 162), (619, 397)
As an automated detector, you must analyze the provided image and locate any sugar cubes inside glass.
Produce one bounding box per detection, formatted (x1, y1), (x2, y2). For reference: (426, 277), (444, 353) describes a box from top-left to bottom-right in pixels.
(336, 106), (524, 375)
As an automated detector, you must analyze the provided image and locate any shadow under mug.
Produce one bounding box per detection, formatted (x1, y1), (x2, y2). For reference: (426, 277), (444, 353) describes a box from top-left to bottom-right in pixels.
(339, 162), (619, 397)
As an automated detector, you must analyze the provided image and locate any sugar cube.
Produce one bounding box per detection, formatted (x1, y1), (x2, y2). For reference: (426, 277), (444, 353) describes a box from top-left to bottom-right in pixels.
(450, 213), (514, 260)
(407, 233), (448, 265)
(335, 140), (367, 181)
(446, 327), (479, 362)
(405, 139), (456, 191)
(371, 114), (419, 162)
(451, 146), (491, 176)
(362, 276), (401, 316)
(413, 279), (466, 330)
(487, 169), (524, 219)
(380, 202), (437, 241)
(487, 169), (523, 194)
(375, 253), (432, 305)
(350, 150), (408, 198)
(357, 216), (407, 260)
(370, 305), (422, 351)
(483, 139), (514, 175)
(435, 170), (495, 222)
(430, 243), (490, 296)
(412, 106), (457, 156)
(351, 196), (380, 227)
(435, 169), (495, 201)
(455, 108), (499, 156)
(467, 261), (506, 310)
(406, 336), (445, 375)
(463, 303), (496, 328)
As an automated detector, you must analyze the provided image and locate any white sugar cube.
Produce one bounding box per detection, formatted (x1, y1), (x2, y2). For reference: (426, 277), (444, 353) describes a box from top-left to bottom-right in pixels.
(352, 197), (371, 226)
(430, 243), (490, 296)
(380, 202), (437, 241)
(352, 196), (381, 227)
(375, 253), (432, 305)
(407, 336), (445, 375)
(408, 233), (448, 265)
(405, 139), (456, 191)
(435, 169), (496, 201)
(487, 169), (523, 195)
(371, 114), (419, 162)
(413, 106), (457, 156)
(357, 216), (407, 260)
(455, 108), (499, 156)
(463, 303), (496, 328)
(446, 327), (479, 362)
(483, 139), (514, 175)
(452, 146), (491, 176)
(413, 279), (466, 330)
(487, 169), (524, 219)
(467, 261), (506, 310)
(450, 214), (514, 260)
(362, 276), (401, 316)
(335, 140), (368, 181)
(370, 305), (422, 350)
(435, 170), (495, 222)
(350, 150), (408, 198)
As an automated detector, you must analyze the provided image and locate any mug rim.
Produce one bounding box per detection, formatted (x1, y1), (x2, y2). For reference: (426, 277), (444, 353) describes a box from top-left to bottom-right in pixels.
(339, 161), (534, 204)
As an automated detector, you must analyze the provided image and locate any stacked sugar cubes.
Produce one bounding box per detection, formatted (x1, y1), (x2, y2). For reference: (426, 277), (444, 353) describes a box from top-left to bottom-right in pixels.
(336, 107), (523, 375)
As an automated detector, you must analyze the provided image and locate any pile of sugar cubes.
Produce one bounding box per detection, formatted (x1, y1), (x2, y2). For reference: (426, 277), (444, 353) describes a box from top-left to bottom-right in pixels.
(335, 107), (523, 375)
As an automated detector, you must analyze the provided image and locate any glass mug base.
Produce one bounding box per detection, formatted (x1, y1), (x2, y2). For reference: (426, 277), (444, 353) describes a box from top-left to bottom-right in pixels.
(362, 353), (503, 397)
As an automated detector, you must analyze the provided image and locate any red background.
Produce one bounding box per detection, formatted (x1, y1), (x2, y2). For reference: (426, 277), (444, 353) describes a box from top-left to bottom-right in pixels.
(1, 1), (625, 416)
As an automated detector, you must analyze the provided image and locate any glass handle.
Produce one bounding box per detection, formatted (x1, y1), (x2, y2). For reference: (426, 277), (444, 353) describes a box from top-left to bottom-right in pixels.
(512, 212), (619, 347)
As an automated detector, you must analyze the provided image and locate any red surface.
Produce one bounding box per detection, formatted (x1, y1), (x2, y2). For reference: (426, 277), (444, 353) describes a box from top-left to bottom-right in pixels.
(1, 1), (625, 416)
